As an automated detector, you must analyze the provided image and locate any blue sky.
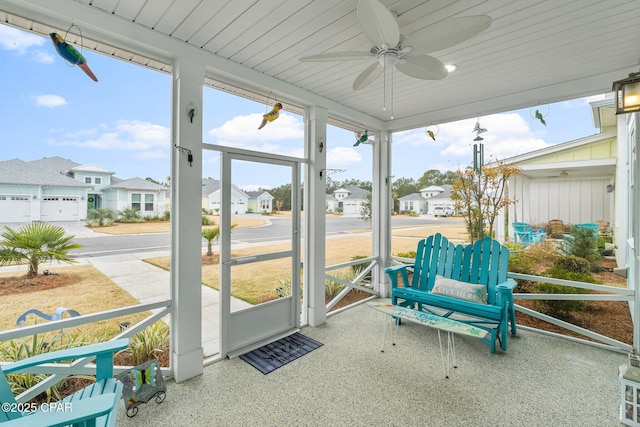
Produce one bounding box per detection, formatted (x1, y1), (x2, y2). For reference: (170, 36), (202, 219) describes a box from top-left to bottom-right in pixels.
(1, 24), (606, 190)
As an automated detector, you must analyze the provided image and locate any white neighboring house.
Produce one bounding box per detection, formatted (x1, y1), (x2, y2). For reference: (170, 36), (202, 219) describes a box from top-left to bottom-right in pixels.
(326, 186), (369, 215)
(245, 190), (274, 213)
(397, 185), (455, 215)
(202, 178), (250, 215)
(398, 193), (426, 214)
(0, 156), (167, 222)
(104, 177), (167, 218)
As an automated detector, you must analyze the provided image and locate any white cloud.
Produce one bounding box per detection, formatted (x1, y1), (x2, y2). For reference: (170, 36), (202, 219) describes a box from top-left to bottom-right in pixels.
(34, 94), (67, 108)
(395, 112), (550, 163)
(48, 119), (170, 161)
(32, 49), (55, 64)
(207, 111), (304, 156)
(208, 111), (303, 142)
(0, 26), (45, 54)
(327, 146), (363, 168)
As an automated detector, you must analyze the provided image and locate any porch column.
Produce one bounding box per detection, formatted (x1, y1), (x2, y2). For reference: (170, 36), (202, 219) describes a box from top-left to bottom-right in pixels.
(631, 112), (640, 354)
(304, 106), (328, 326)
(170, 58), (204, 382)
(373, 130), (392, 297)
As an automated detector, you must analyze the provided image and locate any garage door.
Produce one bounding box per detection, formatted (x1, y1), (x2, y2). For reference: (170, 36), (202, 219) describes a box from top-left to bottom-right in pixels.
(0, 195), (31, 222)
(41, 196), (80, 221)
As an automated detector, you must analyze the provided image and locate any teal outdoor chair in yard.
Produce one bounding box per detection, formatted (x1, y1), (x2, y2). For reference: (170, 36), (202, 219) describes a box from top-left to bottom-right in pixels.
(0, 338), (128, 427)
(513, 222), (546, 245)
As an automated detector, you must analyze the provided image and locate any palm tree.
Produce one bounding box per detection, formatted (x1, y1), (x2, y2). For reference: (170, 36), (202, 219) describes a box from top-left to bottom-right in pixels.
(87, 208), (116, 226)
(0, 223), (82, 278)
(202, 224), (236, 256)
(202, 227), (220, 256)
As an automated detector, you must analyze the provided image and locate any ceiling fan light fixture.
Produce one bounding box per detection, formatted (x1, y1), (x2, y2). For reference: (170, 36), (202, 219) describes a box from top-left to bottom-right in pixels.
(445, 64), (458, 72)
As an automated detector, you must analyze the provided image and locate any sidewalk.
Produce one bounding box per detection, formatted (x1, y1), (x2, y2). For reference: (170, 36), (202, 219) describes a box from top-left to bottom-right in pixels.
(1, 250), (250, 358)
(85, 252), (250, 358)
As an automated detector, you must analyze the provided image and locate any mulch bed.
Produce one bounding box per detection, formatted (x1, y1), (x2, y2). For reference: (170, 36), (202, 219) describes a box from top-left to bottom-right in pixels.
(0, 272), (78, 296)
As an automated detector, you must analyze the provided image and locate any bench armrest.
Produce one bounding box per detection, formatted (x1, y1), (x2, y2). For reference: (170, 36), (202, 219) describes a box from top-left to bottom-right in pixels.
(1, 339), (129, 381)
(497, 278), (518, 292)
(384, 264), (411, 288)
(495, 279), (517, 307)
(1, 393), (118, 427)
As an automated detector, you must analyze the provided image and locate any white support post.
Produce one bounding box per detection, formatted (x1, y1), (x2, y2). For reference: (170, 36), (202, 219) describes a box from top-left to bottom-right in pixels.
(373, 130), (392, 297)
(170, 58), (204, 382)
(632, 112), (640, 355)
(304, 106), (328, 326)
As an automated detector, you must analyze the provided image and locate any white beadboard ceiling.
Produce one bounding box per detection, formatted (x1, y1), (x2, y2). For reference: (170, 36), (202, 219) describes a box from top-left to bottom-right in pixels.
(1, 0), (640, 132)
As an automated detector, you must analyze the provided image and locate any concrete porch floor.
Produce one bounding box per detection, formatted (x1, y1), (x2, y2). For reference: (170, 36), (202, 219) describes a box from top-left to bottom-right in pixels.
(117, 298), (627, 427)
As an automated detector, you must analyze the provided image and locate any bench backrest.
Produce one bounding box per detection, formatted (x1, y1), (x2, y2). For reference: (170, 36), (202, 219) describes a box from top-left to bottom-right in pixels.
(409, 233), (510, 305)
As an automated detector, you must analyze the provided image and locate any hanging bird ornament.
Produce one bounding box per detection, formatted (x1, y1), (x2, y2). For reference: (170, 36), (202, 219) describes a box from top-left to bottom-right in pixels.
(258, 102), (283, 129)
(534, 109), (547, 126)
(354, 130), (368, 146)
(49, 32), (98, 82)
(426, 130), (436, 141)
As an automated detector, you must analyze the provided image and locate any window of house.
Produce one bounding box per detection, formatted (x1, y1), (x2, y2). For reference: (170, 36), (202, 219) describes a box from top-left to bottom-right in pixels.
(132, 193), (141, 211)
(95, 177), (101, 184)
(145, 194), (154, 211)
(85, 177), (92, 183)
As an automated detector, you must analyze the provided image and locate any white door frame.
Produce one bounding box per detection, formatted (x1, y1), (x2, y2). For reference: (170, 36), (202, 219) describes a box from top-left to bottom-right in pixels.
(204, 144), (303, 357)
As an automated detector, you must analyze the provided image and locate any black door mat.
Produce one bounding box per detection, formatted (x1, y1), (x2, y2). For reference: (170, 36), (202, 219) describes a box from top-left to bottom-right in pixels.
(239, 332), (323, 374)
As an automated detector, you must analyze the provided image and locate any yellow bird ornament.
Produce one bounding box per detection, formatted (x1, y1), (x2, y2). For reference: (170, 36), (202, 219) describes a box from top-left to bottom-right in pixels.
(258, 102), (283, 129)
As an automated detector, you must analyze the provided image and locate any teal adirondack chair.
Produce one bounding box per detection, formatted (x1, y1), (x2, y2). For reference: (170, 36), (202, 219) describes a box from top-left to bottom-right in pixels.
(0, 338), (129, 427)
(513, 222), (546, 245)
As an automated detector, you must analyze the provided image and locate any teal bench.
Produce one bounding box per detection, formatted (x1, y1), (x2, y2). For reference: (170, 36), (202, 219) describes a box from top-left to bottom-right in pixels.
(0, 338), (129, 427)
(385, 233), (517, 353)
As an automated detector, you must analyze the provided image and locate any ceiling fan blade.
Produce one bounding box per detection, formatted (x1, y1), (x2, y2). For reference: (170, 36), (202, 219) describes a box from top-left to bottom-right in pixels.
(403, 15), (492, 55)
(353, 62), (383, 90)
(299, 51), (372, 62)
(396, 55), (448, 80)
(357, 0), (400, 48)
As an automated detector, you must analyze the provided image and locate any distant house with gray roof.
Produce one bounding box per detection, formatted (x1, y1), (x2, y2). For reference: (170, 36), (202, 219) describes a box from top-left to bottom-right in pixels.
(0, 156), (167, 223)
(398, 184), (455, 215)
(200, 178), (250, 215)
(245, 190), (274, 213)
(326, 186), (370, 215)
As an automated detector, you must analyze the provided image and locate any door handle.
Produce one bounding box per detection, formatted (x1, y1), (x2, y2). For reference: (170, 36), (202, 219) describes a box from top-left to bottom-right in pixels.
(223, 256), (259, 266)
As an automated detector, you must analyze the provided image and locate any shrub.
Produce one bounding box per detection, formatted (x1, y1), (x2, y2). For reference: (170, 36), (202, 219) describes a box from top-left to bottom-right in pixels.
(202, 215), (212, 225)
(394, 250), (416, 259)
(118, 208), (141, 223)
(0, 332), (90, 403)
(86, 208), (115, 226)
(533, 281), (592, 319)
(533, 261), (600, 319)
(563, 225), (601, 269)
(525, 240), (561, 264)
(350, 255), (371, 282)
(552, 255), (591, 275)
(507, 252), (536, 293)
(119, 321), (170, 366)
(325, 271), (356, 299)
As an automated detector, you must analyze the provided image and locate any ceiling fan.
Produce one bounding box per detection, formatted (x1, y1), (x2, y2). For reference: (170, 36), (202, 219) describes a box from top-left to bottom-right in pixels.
(300, 0), (492, 91)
